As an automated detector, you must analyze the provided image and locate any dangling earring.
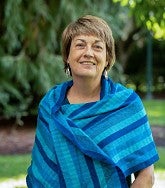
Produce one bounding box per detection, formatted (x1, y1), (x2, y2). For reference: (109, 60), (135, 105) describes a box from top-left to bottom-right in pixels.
(65, 64), (71, 77)
(104, 69), (108, 79)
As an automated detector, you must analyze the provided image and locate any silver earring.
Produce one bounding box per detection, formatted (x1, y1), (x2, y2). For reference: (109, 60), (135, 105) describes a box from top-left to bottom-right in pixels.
(104, 69), (108, 79)
(65, 67), (71, 77)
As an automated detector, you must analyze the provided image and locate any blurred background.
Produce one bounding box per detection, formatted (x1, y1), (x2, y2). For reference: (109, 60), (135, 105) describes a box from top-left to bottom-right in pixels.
(0, 0), (164, 187)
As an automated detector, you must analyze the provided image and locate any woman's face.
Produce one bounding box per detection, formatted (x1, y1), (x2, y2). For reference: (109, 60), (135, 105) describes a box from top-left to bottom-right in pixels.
(67, 34), (108, 80)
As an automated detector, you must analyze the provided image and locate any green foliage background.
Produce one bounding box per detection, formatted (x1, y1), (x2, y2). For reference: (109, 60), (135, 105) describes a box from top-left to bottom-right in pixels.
(0, 0), (164, 122)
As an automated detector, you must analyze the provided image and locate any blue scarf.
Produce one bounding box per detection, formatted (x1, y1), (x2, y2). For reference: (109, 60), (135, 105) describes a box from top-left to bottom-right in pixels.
(27, 77), (159, 188)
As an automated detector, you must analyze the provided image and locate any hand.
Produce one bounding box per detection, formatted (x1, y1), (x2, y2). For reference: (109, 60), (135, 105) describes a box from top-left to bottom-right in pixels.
(131, 165), (155, 188)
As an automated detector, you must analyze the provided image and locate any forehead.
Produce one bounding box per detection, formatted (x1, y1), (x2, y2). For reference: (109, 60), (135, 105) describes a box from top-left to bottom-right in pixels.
(72, 34), (105, 43)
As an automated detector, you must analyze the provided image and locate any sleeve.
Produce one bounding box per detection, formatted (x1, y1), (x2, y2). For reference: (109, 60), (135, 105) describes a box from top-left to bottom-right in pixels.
(26, 95), (59, 187)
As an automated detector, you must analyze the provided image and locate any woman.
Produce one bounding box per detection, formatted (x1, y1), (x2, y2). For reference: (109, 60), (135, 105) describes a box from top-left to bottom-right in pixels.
(26, 15), (159, 187)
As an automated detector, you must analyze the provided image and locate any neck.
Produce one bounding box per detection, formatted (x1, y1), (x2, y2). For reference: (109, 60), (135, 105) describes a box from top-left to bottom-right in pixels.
(67, 77), (101, 104)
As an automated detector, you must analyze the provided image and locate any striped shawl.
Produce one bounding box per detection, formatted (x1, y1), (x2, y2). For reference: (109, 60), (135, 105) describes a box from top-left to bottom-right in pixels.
(26, 77), (159, 188)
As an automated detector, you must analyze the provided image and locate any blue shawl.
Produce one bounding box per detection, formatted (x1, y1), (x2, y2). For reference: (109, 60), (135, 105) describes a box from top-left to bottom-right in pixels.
(26, 77), (159, 188)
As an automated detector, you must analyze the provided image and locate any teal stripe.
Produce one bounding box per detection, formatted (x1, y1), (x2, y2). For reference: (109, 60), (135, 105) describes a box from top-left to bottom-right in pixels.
(111, 134), (153, 162)
(34, 139), (58, 175)
(87, 102), (145, 138)
(93, 160), (107, 186)
(38, 118), (55, 146)
(85, 155), (101, 188)
(69, 102), (95, 118)
(61, 105), (97, 128)
(32, 146), (58, 187)
(103, 123), (150, 155)
(121, 146), (158, 171)
(37, 128), (57, 163)
(67, 141), (94, 186)
(98, 116), (147, 148)
(126, 154), (159, 176)
(94, 109), (145, 143)
(104, 122), (150, 154)
(113, 123), (151, 153)
(53, 133), (81, 187)
(32, 163), (52, 188)
(62, 88), (132, 120)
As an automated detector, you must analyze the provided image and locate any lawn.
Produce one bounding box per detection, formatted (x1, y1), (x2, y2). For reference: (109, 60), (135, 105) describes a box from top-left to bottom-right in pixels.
(155, 147), (165, 170)
(154, 147), (165, 181)
(0, 154), (30, 183)
(143, 99), (165, 126)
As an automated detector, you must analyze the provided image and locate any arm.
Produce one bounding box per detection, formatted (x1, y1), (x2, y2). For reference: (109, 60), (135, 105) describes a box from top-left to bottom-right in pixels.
(131, 165), (155, 188)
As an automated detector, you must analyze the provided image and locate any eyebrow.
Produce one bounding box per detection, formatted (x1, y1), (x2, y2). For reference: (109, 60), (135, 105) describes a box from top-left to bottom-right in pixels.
(75, 39), (103, 43)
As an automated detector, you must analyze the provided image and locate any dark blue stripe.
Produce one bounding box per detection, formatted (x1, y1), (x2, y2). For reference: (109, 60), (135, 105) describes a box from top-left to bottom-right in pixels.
(118, 141), (157, 168)
(84, 155), (101, 188)
(26, 174), (46, 188)
(52, 116), (75, 140)
(38, 110), (51, 134)
(115, 167), (128, 188)
(52, 81), (74, 113)
(82, 111), (110, 131)
(38, 109), (49, 127)
(82, 93), (138, 132)
(124, 91), (137, 105)
(36, 136), (66, 186)
(35, 136), (58, 172)
(125, 154), (159, 176)
(116, 92), (138, 113)
(67, 118), (78, 128)
(63, 120), (115, 164)
(82, 103), (131, 132)
(98, 115), (148, 148)
(56, 157), (66, 188)
(69, 102), (95, 119)
(26, 175), (33, 188)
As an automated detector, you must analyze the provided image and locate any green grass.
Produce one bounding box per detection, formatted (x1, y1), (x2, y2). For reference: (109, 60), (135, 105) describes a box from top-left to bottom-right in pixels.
(0, 154), (31, 182)
(154, 147), (165, 180)
(155, 147), (165, 170)
(143, 99), (165, 126)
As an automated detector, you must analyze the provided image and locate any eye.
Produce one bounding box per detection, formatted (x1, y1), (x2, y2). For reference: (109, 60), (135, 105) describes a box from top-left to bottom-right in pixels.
(75, 43), (85, 49)
(93, 44), (103, 51)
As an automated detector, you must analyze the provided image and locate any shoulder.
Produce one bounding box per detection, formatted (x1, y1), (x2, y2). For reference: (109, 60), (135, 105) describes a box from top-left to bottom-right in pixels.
(109, 79), (144, 108)
(39, 81), (70, 112)
(108, 78), (134, 97)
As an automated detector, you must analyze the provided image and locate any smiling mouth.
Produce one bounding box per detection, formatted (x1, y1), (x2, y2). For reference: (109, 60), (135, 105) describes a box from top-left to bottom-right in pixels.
(80, 61), (96, 65)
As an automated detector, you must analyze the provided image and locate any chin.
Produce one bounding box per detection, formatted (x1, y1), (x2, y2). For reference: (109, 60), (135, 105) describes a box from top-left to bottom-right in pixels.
(73, 69), (101, 78)
(77, 73), (99, 79)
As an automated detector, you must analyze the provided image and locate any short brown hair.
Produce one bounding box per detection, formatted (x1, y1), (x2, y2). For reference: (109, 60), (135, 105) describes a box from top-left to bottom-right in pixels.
(62, 15), (115, 71)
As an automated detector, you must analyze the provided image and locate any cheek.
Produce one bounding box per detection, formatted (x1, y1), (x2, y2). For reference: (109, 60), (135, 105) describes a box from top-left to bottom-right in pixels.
(68, 49), (80, 62)
(99, 54), (107, 66)
(67, 53), (74, 63)
(67, 44), (75, 61)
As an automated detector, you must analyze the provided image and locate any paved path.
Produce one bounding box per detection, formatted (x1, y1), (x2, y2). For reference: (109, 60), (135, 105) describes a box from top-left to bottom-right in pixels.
(153, 173), (165, 188)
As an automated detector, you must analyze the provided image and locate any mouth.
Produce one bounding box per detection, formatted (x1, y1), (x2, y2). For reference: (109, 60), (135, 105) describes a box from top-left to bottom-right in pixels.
(80, 61), (96, 66)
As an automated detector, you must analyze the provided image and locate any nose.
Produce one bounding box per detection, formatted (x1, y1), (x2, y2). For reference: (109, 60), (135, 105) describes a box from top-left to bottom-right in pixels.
(84, 46), (94, 58)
